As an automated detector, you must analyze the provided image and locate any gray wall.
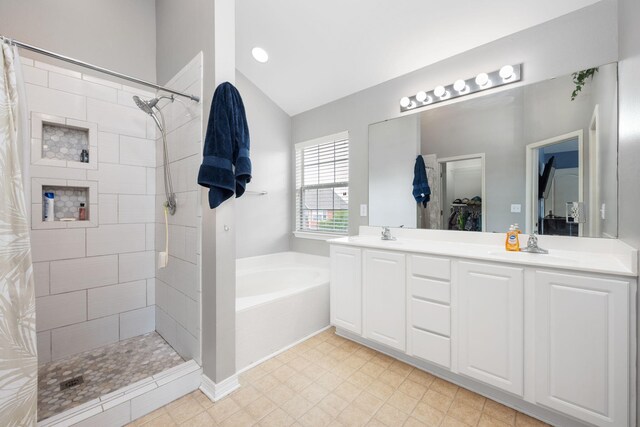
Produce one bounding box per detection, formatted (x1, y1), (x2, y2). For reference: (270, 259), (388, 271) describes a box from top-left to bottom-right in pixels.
(290, 0), (618, 255)
(235, 72), (292, 259)
(0, 0), (157, 82)
(156, 0), (237, 384)
(617, 0), (640, 422)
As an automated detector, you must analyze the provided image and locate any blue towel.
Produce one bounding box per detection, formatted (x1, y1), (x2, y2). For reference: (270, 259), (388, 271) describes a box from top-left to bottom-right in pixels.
(198, 82), (252, 208)
(412, 155), (431, 207)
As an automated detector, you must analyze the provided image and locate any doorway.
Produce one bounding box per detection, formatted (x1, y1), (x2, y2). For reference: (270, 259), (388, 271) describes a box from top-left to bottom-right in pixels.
(438, 154), (486, 232)
(526, 130), (584, 236)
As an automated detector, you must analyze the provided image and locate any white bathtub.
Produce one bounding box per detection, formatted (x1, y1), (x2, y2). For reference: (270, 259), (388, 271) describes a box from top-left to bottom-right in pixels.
(236, 252), (330, 370)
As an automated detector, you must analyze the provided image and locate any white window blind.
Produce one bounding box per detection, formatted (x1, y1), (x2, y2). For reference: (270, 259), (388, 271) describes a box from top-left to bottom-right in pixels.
(295, 132), (349, 234)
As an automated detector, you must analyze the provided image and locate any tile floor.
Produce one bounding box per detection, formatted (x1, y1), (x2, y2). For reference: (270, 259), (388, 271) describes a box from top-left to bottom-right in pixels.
(128, 328), (549, 427)
(38, 332), (184, 421)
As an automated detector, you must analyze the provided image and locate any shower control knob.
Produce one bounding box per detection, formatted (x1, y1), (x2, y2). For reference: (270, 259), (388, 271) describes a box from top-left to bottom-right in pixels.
(224, 225), (230, 231)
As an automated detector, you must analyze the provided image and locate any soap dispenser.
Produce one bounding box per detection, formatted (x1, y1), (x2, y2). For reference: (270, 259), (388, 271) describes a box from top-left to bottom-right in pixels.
(505, 225), (521, 252)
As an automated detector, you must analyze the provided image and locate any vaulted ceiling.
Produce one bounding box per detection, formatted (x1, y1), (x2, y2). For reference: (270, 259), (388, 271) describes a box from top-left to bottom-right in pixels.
(236, 0), (601, 116)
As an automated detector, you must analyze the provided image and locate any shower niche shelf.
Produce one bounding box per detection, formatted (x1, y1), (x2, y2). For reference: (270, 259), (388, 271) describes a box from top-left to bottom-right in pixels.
(31, 179), (98, 230)
(30, 112), (98, 170)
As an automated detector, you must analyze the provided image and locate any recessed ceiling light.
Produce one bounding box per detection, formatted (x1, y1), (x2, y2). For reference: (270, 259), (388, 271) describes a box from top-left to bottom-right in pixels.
(252, 47), (269, 63)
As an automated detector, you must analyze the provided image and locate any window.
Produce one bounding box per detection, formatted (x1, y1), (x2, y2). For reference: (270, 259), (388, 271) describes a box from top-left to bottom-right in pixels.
(295, 132), (349, 235)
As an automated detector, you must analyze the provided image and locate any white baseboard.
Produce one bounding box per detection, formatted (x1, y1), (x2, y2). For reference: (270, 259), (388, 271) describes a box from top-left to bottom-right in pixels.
(200, 373), (240, 402)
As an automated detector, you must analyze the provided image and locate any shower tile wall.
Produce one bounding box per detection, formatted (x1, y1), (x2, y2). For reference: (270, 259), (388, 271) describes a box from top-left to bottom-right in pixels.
(22, 56), (159, 363)
(154, 54), (203, 364)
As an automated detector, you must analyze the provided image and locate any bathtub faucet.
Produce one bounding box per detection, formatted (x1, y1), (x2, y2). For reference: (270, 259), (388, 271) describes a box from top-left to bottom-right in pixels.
(381, 226), (396, 241)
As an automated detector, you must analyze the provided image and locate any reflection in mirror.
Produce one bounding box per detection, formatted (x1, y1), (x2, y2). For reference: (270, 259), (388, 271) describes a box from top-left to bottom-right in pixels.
(368, 62), (618, 238)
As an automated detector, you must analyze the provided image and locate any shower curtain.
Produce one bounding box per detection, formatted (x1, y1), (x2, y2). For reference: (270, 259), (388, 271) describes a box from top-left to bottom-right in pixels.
(0, 42), (37, 426)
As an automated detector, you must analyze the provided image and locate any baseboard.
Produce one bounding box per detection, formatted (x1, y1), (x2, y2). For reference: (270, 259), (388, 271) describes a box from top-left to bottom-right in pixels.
(200, 373), (240, 402)
(236, 325), (331, 375)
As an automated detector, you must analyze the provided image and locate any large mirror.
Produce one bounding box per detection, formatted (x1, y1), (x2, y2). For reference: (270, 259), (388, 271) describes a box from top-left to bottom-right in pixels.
(368, 62), (618, 238)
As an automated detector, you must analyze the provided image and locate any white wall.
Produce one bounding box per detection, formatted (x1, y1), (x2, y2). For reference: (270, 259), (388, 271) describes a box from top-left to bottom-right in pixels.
(290, 0), (618, 255)
(235, 72), (292, 259)
(154, 54), (203, 364)
(0, 0), (157, 82)
(27, 59), (158, 363)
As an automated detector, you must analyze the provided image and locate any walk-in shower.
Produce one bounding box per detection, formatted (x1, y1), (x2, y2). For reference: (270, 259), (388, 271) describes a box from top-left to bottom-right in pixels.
(133, 94), (177, 215)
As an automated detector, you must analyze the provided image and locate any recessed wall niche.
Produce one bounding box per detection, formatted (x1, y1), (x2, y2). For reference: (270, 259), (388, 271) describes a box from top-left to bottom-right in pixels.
(42, 124), (88, 163)
(31, 112), (98, 170)
(31, 178), (98, 229)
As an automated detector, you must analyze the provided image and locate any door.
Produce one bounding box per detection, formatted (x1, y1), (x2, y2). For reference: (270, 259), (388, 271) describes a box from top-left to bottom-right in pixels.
(363, 250), (406, 351)
(457, 261), (524, 395)
(330, 245), (362, 334)
(534, 271), (629, 427)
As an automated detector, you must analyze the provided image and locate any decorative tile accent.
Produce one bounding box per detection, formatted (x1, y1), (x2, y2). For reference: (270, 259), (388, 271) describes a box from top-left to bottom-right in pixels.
(38, 332), (184, 421)
(42, 124), (89, 163)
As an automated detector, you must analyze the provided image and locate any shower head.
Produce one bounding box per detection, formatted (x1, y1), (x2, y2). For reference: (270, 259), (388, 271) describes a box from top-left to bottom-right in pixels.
(132, 95), (157, 115)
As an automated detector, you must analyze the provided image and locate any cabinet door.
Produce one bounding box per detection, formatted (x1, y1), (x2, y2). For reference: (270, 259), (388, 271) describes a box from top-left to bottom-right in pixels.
(363, 250), (406, 351)
(330, 245), (362, 334)
(534, 271), (629, 427)
(457, 261), (524, 396)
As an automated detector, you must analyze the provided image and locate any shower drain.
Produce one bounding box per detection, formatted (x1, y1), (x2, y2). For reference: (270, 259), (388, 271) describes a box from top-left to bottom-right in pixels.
(59, 376), (84, 391)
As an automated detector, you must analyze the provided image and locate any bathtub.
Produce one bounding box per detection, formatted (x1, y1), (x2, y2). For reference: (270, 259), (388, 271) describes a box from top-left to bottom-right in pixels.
(236, 251), (330, 370)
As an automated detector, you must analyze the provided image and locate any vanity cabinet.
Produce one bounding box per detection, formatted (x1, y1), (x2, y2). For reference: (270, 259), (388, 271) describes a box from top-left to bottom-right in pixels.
(457, 261), (524, 396)
(534, 270), (629, 427)
(329, 235), (636, 427)
(363, 250), (406, 351)
(329, 245), (362, 334)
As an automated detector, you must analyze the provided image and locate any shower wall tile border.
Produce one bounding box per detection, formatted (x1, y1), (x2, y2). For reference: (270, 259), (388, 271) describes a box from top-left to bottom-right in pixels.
(30, 112), (98, 170)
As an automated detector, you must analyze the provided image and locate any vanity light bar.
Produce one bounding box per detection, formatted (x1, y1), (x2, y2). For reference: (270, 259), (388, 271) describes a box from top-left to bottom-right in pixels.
(399, 64), (522, 112)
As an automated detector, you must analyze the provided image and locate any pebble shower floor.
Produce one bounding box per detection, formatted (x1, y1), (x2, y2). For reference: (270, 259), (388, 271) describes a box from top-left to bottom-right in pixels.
(37, 332), (184, 421)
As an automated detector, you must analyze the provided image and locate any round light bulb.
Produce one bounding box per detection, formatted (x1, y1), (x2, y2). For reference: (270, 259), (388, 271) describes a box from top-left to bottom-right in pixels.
(434, 85), (446, 98)
(499, 65), (514, 79)
(453, 79), (467, 92)
(400, 97), (411, 108)
(251, 47), (269, 63)
(416, 91), (428, 102)
(475, 73), (489, 86)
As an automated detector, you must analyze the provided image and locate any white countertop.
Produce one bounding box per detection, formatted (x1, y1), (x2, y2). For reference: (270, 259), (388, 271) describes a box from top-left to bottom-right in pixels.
(329, 234), (638, 277)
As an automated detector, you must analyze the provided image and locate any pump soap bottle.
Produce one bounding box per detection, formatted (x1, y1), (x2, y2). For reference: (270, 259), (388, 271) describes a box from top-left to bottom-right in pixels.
(505, 225), (521, 252)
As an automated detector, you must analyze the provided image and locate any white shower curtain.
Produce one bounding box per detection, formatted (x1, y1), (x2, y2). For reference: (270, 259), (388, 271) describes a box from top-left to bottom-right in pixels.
(0, 42), (37, 426)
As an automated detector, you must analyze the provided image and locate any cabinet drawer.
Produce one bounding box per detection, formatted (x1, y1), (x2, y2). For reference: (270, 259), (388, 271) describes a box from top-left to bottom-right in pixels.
(411, 328), (451, 368)
(409, 255), (450, 281)
(409, 276), (450, 304)
(411, 298), (450, 336)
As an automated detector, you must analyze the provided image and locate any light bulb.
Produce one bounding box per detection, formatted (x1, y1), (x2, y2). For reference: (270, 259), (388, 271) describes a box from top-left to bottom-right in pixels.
(416, 91), (429, 103)
(499, 65), (514, 80)
(434, 85), (446, 98)
(400, 97), (411, 108)
(475, 73), (489, 87)
(251, 47), (269, 63)
(453, 79), (467, 92)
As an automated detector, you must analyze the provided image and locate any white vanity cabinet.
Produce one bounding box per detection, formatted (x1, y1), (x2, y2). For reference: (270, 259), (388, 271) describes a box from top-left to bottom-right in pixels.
(456, 261), (524, 396)
(363, 250), (406, 351)
(329, 245), (362, 334)
(329, 232), (636, 427)
(534, 270), (630, 427)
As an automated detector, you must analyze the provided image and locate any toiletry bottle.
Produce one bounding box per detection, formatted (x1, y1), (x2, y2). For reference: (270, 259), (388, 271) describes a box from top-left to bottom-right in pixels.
(78, 203), (86, 221)
(81, 149), (89, 163)
(505, 224), (520, 251)
(44, 192), (55, 222)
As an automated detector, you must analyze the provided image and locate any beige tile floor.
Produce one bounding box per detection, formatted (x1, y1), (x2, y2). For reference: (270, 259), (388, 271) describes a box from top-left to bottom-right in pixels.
(128, 328), (550, 427)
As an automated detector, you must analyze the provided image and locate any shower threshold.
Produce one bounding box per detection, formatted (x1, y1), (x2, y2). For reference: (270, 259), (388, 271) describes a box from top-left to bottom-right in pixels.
(37, 332), (200, 425)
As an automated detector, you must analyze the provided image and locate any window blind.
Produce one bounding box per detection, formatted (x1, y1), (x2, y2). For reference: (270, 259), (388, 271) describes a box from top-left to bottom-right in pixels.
(295, 134), (349, 234)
